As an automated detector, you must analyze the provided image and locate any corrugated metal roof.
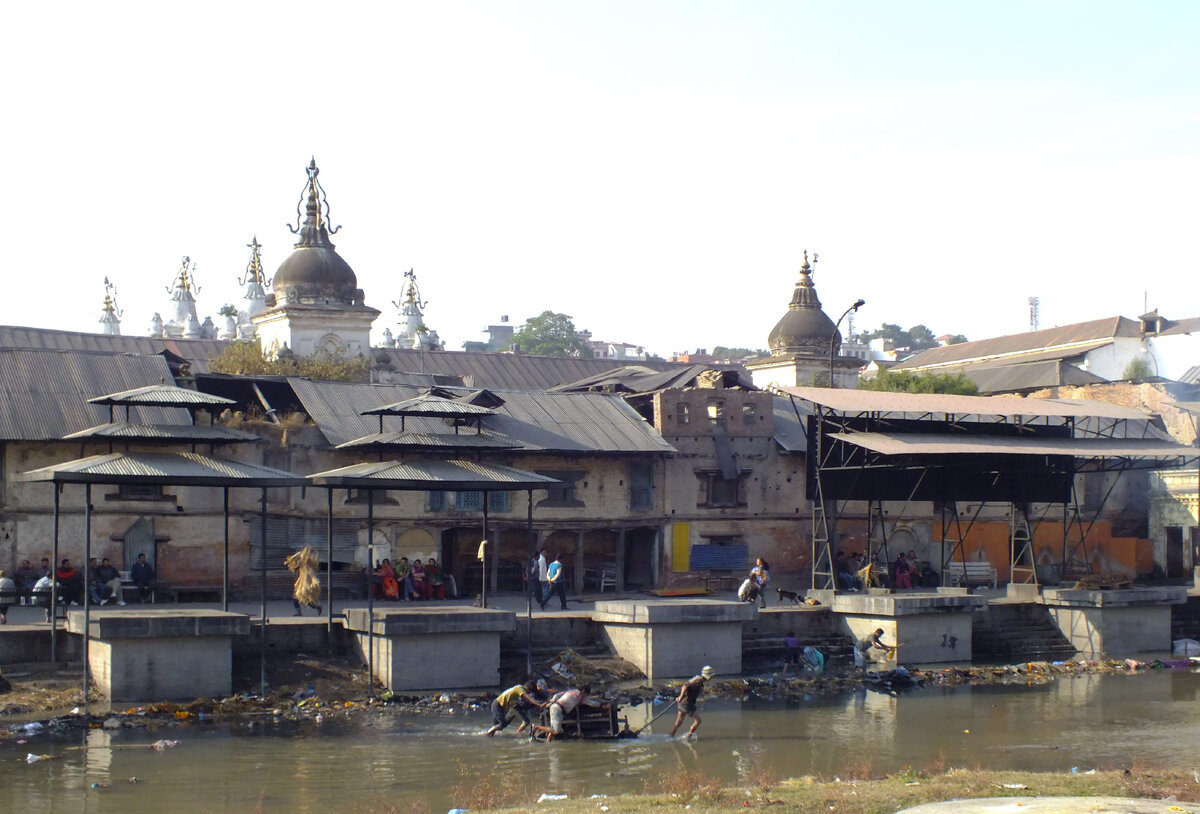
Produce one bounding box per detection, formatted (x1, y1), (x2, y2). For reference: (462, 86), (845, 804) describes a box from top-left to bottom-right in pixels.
(17, 452), (303, 486)
(776, 385), (1154, 421)
(956, 360), (1107, 394)
(771, 394), (809, 452)
(832, 432), (1198, 460)
(308, 459), (562, 490)
(335, 431), (523, 450)
(549, 364), (755, 394)
(0, 325), (226, 374)
(373, 348), (687, 390)
(290, 378), (676, 454)
(362, 394), (495, 416)
(0, 349), (191, 440)
(895, 317), (1139, 370)
(88, 384), (235, 408)
(62, 422), (259, 443)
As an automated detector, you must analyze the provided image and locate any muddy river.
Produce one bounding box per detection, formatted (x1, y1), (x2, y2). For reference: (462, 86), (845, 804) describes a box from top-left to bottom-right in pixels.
(4, 670), (1199, 813)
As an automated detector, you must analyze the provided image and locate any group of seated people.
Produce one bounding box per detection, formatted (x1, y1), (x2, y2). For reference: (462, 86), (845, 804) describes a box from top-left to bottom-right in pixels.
(9, 554), (155, 621)
(835, 549), (937, 591)
(370, 556), (451, 601)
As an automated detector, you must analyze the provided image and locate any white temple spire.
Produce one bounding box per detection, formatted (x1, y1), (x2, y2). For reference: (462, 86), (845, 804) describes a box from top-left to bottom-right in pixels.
(99, 277), (122, 336)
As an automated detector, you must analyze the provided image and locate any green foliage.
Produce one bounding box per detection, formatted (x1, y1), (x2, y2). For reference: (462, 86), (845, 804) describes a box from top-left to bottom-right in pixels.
(860, 323), (950, 352)
(944, 334), (969, 345)
(1121, 357), (1154, 380)
(217, 304), (239, 318)
(859, 369), (979, 395)
(208, 340), (369, 382)
(512, 311), (593, 358)
(711, 346), (766, 361)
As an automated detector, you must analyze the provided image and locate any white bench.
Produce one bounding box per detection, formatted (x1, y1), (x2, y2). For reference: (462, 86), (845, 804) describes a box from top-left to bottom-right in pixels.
(944, 561), (997, 588)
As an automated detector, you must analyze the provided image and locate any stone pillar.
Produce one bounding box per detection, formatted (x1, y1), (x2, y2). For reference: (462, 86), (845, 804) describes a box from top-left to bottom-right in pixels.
(616, 528), (627, 592)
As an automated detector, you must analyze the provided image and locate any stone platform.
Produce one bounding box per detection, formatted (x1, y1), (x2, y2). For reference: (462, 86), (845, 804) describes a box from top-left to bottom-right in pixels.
(343, 606), (515, 691)
(822, 590), (987, 664)
(591, 599), (759, 681)
(67, 609), (249, 702)
(1043, 586), (1187, 658)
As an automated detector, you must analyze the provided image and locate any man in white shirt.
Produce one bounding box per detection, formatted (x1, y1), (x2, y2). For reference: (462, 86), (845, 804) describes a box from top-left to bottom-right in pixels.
(536, 548), (550, 607)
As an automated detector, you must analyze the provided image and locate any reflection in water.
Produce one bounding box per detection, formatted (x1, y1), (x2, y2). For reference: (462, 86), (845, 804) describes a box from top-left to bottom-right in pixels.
(3, 671), (1200, 813)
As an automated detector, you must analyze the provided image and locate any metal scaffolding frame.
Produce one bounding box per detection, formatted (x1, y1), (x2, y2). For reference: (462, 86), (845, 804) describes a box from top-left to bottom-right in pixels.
(780, 386), (1199, 590)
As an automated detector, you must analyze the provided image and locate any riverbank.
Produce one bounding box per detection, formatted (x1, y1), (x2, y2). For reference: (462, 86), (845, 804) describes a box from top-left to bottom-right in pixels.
(0, 650), (1191, 735)
(440, 768), (1200, 813)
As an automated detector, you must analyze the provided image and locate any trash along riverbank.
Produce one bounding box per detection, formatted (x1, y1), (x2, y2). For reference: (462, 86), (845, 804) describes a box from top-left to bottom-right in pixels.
(0, 649), (1192, 735)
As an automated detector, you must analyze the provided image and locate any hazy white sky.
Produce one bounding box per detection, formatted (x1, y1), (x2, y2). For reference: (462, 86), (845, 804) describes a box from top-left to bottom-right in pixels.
(2, 1), (1196, 357)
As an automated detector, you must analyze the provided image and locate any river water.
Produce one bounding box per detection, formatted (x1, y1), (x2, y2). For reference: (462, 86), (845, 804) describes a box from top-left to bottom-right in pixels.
(4, 670), (1199, 813)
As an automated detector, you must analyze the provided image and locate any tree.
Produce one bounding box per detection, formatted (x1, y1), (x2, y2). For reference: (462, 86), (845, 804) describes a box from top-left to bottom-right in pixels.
(1121, 357), (1154, 380)
(944, 334), (969, 345)
(711, 346), (766, 361)
(208, 339), (369, 382)
(859, 369), (978, 395)
(860, 323), (955, 351)
(512, 311), (593, 358)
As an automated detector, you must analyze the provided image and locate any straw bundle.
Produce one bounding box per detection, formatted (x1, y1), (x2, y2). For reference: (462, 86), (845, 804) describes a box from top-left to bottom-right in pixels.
(284, 546), (321, 606)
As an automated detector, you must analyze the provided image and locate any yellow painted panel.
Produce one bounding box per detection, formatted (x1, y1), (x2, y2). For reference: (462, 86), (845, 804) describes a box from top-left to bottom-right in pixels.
(672, 522), (690, 572)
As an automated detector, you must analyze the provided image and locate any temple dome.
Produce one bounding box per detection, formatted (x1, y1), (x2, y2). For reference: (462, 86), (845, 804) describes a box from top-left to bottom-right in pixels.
(766, 252), (840, 355)
(273, 245), (359, 305)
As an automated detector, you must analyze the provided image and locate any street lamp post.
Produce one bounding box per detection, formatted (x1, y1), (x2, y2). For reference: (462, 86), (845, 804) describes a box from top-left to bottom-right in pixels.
(828, 299), (866, 388)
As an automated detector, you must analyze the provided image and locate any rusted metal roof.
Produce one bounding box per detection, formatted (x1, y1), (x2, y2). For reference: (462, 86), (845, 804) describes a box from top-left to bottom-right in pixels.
(895, 316), (1140, 370)
(776, 385), (1153, 421)
(290, 379), (675, 454)
(0, 349), (191, 440)
(362, 393), (495, 417)
(832, 432), (1198, 460)
(17, 452), (303, 486)
(335, 431), (523, 450)
(307, 459), (561, 490)
(88, 384), (235, 408)
(373, 348), (687, 390)
(62, 422), (259, 444)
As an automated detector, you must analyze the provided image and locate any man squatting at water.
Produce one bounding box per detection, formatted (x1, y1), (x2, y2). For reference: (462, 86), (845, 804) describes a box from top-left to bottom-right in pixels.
(668, 665), (713, 738)
(485, 680), (547, 736)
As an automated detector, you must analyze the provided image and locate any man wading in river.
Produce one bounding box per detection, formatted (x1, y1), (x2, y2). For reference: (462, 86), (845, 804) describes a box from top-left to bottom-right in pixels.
(668, 666), (713, 739)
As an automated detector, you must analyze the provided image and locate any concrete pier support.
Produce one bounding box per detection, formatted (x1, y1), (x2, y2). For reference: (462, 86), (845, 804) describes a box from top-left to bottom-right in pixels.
(831, 592), (987, 665)
(1043, 586), (1187, 658)
(592, 599), (758, 681)
(344, 607), (515, 691)
(68, 609), (249, 702)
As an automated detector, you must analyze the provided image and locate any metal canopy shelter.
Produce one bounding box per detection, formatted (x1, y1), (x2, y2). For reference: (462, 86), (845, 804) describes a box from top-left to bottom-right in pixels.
(18, 450), (306, 699)
(775, 386), (1200, 590)
(307, 459), (559, 694)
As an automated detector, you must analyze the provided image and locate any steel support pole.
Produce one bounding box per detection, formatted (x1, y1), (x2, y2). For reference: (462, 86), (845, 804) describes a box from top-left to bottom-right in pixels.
(83, 483), (91, 703)
(222, 487), (230, 613)
(50, 486), (60, 661)
(526, 489), (533, 677)
(367, 490), (375, 698)
(259, 487), (267, 697)
(327, 488), (334, 644)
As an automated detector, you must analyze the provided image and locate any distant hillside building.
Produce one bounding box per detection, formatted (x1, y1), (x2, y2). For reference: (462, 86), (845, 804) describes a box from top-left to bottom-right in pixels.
(896, 313), (1200, 394)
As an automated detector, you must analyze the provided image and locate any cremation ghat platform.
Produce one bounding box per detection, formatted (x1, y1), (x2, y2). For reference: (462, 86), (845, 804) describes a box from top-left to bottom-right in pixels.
(343, 607), (515, 691)
(67, 609), (249, 702)
(1043, 586), (1187, 658)
(591, 599), (759, 681)
(823, 590), (988, 665)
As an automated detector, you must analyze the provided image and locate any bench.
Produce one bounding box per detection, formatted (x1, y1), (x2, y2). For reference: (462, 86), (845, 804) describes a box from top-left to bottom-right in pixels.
(160, 584), (224, 603)
(5, 587), (70, 621)
(943, 561), (997, 588)
(689, 544), (749, 593)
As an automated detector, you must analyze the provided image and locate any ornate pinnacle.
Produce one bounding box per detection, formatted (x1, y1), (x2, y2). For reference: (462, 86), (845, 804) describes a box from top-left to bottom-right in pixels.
(288, 157), (341, 243)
